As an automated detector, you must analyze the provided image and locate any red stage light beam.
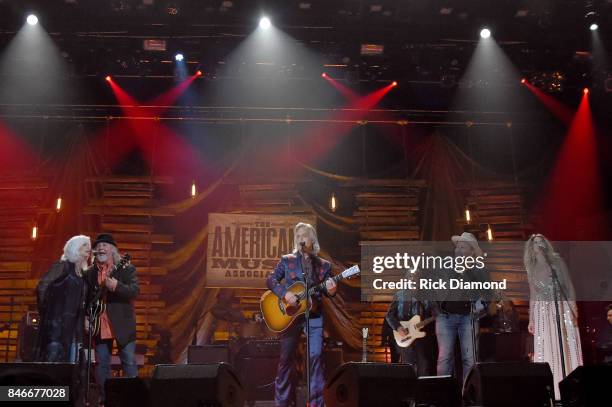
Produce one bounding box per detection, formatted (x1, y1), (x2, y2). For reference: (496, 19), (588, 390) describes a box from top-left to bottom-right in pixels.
(537, 92), (603, 239)
(523, 81), (574, 127)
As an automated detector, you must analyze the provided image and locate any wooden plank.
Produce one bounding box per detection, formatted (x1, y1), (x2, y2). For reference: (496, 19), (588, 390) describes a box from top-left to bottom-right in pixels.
(0, 182), (48, 190)
(87, 233), (173, 245)
(354, 210), (416, 217)
(358, 225), (419, 231)
(117, 242), (152, 251)
(360, 230), (420, 240)
(83, 207), (175, 217)
(238, 184), (297, 192)
(103, 190), (153, 198)
(89, 198), (156, 207)
(101, 223), (155, 233)
(339, 179), (427, 188)
(354, 216), (415, 225)
(133, 267), (167, 276)
(229, 206), (312, 214)
(138, 285), (162, 294)
(0, 262), (31, 273)
(469, 195), (522, 204)
(357, 206), (419, 212)
(86, 176), (173, 184)
(125, 251), (166, 260)
(355, 197), (418, 207)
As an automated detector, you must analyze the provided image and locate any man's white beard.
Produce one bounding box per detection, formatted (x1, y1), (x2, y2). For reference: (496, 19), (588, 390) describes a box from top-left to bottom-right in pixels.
(96, 254), (109, 263)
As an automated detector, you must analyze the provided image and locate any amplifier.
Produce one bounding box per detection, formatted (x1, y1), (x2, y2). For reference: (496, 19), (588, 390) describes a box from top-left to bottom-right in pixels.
(187, 345), (230, 364)
(236, 340), (280, 358)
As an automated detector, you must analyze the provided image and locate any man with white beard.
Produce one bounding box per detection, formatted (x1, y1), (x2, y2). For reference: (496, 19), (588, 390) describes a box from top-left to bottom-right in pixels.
(87, 233), (139, 405)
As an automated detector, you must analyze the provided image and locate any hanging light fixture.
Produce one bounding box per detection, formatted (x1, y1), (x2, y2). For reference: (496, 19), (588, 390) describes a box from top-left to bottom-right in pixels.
(329, 193), (338, 212)
(56, 196), (62, 212)
(31, 226), (38, 240)
(486, 224), (494, 241)
(191, 181), (197, 198)
(465, 208), (471, 224)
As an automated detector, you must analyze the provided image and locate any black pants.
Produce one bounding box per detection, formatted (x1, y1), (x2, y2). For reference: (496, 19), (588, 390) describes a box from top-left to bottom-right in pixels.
(398, 335), (436, 377)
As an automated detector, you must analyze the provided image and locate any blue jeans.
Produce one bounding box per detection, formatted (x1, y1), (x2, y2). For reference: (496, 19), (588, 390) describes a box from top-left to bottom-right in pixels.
(95, 339), (137, 401)
(274, 317), (325, 407)
(45, 341), (79, 363)
(436, 313), (478, 383)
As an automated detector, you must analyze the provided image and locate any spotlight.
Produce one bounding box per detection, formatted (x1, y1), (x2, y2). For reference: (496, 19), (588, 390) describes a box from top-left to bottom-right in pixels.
(391, 81), (398, 87)
(321, 72), (327, 78)
(196, 70), (203, 76)
(259, 16), (271, 30)
(521, 78), (526, 84)
(26, 14), (38, 26)
(175, 53), (184, 62)
(480, 28), (491, 39)
(105, 75), (112, 82)
(590, 23), (598, 31)
(583, 87), (589, 94)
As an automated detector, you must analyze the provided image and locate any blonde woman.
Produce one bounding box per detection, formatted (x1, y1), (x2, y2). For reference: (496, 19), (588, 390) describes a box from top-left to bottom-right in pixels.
(524, 234), (582, 399)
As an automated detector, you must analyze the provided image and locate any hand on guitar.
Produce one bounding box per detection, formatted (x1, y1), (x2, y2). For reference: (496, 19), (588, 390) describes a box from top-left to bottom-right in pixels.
(397, 327), (409, 338)
(284, 291), (299, 306)
(325, 279), (337, 296)
(104, 277), (118, 292)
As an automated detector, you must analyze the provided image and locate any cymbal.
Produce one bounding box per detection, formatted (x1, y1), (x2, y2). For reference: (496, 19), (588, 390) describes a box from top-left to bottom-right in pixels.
(211, 306), (246, 323)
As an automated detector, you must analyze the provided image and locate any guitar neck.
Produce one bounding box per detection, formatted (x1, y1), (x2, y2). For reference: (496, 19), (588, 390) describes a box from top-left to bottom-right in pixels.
(307, 273), (343, 297)
(415, 316), (436, 329)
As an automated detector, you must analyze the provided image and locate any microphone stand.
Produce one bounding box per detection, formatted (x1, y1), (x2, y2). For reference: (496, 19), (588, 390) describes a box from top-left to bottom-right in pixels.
(85, 302), (95, 406)
(302, 249), (312, 407)
(550, 266), (567, 379)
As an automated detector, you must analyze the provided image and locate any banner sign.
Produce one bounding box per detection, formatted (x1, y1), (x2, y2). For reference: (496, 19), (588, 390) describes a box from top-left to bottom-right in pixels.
(206, 213), (316, 288)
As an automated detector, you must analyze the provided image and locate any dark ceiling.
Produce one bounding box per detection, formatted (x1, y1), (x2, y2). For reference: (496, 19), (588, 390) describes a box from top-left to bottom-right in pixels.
(0, 1), (610, 85)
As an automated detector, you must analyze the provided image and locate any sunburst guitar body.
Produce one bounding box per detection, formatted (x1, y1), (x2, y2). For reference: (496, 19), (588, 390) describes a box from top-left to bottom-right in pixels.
(260, 265), (360, 333)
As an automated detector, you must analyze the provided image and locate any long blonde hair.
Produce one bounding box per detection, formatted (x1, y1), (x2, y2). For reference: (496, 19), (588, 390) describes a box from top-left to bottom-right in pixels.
(523, 233), (576, 300)
(292, 222), (320, 255)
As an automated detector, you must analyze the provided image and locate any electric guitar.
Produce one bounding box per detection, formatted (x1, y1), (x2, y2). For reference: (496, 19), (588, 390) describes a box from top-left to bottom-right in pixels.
(89, 254), (131, 337)
(392, 315), (436, 348)
(260, 265), (360, 332)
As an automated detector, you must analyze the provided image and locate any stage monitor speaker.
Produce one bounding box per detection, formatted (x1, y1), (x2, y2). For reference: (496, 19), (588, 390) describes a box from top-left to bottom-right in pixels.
(106, 377), (151, 407)
(17, 311), (40, 362)
(0, 362), (77, 406)
(463, 362), (554, 407)
(415, 375), (460, 407)
(324, 362), (417, 407)
(187, 345), (230, 364)
(559, 365), (612, 407)
(150, 363), (244, 407)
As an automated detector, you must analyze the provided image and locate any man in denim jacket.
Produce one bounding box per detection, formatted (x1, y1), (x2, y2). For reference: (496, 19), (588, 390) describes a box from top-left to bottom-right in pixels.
(267, 222), (336, 407)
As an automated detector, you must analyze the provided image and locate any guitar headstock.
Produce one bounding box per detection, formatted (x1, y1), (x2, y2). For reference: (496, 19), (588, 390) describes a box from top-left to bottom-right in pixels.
(117, 253), (131, 269)
(341, 265), (360, 280)
(362, 327), (369, 339)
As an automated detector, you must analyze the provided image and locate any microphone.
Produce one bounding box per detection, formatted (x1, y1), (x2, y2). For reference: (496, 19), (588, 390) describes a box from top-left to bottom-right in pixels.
(300, 242), (306, 248)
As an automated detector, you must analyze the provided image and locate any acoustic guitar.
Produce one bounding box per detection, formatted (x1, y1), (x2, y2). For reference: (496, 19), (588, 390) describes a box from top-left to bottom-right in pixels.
(260, 265), (360, 332)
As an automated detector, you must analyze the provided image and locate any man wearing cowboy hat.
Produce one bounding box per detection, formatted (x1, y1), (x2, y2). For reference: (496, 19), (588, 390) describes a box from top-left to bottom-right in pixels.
(435, 232), (491, 382)
(86, 233), (139, 404)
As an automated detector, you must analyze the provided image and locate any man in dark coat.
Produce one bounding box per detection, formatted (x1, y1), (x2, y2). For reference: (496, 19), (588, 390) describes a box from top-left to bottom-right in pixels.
(86, 233), (139, 403)
(36, 235), (91, 362)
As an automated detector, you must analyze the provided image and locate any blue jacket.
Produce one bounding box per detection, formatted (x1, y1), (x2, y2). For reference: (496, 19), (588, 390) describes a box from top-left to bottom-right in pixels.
(267, 252), (333, 302)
